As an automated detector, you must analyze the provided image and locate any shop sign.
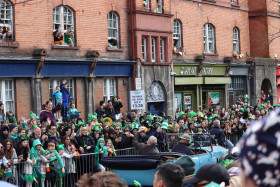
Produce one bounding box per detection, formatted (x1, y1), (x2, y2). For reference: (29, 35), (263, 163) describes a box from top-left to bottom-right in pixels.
(130, 90), (145, 109)
(202, 68), (213, 75)
(209, 92), (220, 106)
(276, 68), (280, 76)
(184, 96), (192, 105)
(135, 78), (142, 90)
(180, 67), (197, 75)
(174, 64), (226, 76)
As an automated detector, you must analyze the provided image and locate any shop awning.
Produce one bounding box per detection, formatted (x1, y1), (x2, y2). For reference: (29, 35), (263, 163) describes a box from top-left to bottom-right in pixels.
(175, 77), (203, 85)
(204, 77), (231, 84)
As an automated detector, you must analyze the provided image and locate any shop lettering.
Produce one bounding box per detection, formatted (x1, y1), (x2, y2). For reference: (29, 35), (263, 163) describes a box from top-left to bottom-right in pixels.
(202, 68), (213, 75)
(180, 67), (197, 75)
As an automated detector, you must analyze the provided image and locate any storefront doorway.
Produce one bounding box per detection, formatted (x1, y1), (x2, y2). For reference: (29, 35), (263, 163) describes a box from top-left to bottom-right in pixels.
(147, 81), (166, 114)
(202, 90), (223, 111)
(148, 102), (164, 114)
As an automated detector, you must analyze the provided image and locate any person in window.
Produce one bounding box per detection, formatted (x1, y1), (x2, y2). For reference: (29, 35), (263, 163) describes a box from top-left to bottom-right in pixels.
(53, 29), (64, 45)
(0, 27), (3, 41)
(64, 26), (74, 47)
(108, 38), (117, 48)
(2, 27), (12, 43)
(0, 102), (5, 122)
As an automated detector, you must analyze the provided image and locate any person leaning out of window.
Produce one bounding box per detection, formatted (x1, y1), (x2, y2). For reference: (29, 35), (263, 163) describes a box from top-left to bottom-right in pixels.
(64, 26), (74, 47)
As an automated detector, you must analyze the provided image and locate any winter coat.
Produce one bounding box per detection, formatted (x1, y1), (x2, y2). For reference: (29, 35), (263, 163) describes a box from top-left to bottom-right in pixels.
(95, 107), (106, 119)
(63, 144), (76, 173)
(132, 134), (159, 155)
(209, 126), (226, 146)
(94, 138), (107, 166)
(60, 84), (70, 105)
(105, 107), (116, 121)
(112, 101), (123, 114)
(29, 133), (48, 150)
(30, 139), (48, 168)
(75, 134), (95, 153)
(0, 125), (15, 147)
(172, 143), (195, 155)
(40, 104), (61, 126)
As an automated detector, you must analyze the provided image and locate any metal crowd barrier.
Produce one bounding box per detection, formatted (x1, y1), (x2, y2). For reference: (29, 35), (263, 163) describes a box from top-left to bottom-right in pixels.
(1, 147), (137, 187)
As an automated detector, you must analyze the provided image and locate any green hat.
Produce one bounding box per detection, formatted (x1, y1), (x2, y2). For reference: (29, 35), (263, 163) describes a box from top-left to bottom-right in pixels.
(88, 113), (97, 121)
(212, 114), (219, 119)
(115, 122), (122, 127)
(249, 115), (255, 120)
(142, 119), (152, 128)
(205, 182), (220, 187)
(56, 144), (64, 151)
(161, 120), (168, 126)
(32, 125), (38, 130)
(20, 135), (28, 142)
(122, 124), (131, 131)
(189, 121), (194, 124)
(131, 122), (140, 130)
(178, 111), (186, 118)
(198, 113), (205, 119)
(167, 124), (174, 131)
(207, 116), (213, 121)
(153, 122), (161, 126)
(197, 128), (202, 131)
(75, 120), (85, 127)
(147, 115), (154, 120)
(244, 94), (249, 100)
(29, 111), (40, 120)
(161, 124), (168, 130)
(92, 126), (101, 132)
(188, 112), (197, 117)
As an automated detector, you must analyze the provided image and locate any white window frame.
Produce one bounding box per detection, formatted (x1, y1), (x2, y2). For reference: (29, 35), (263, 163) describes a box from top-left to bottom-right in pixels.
(233, 27), (240, 53)
(53, 6), (74, 46)
(0, 0), (13, 42)
(203, 23), (215, 54)
(49, 78), (75, 104)
(173, 19), (182, 48)
(0, 79), (15, 113)
(232, 0), (238, 3)
(142, 37), (147, 62)
(157, 0), (163, 13)
(151, 37), (156, 62)
(145, 0), (150, 11)
(107, 11), (119, 48)
(160, 38), (165, 62)
(103, 78), (116, 103)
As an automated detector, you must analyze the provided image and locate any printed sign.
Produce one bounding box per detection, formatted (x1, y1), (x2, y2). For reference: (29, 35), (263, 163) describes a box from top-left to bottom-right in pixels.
(135, 78), (142, 90)
(130, 90), (145, 109)
(209, 92), (220, 105)
(184, 95), (192, 105)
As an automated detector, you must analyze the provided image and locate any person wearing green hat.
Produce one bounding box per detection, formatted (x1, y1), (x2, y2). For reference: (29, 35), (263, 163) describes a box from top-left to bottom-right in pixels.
(131, 122), (140, 135)
(91, 126), (102, 144)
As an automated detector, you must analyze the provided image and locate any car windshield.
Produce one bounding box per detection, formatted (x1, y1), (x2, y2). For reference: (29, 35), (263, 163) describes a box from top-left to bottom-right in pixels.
(166, 133), (213, 152)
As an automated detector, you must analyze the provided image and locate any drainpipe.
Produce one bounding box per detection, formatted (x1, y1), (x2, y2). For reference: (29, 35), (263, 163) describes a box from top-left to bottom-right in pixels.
(130, 0), (136, 90)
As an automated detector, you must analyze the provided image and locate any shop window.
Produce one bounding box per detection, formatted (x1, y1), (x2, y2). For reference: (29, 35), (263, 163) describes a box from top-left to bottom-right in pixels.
(228, 76), (246, 104)
(107, 11), (119, 48)
(160, 38), (165, 62)
(0, 0), (13, 43)
(203, 23), (215, 54)
(49, 79), (75, 104)
(233, 27), (240, 53)
(103, 78), (116, 103)
(173, 19), (182, 49)
(53, 6), (75, 47)
(0, 79), (14, 113)
(142, 37), (147, 62)
(151, 37), (156, 62)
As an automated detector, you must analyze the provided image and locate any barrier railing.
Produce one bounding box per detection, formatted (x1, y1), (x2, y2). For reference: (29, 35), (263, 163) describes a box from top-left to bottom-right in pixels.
(1, 147), (137, 187)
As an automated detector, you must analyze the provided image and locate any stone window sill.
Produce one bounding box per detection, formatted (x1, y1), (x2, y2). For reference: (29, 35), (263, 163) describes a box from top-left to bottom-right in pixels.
(106, 47), (124, 52)
(202, 0), (216, 3)
(51, 45), (79, 50)
(231, 3), (240, 8)
(203, 52), (219, 57)
(141, 62), (172, 66)
(0, 42), (19, 48)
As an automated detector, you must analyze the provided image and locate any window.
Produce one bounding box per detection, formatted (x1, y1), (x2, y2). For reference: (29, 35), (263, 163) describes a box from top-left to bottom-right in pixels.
(103, 78), (116, 103)
(160, 38), (165, 62)
(143, 0), (150, 11)
(228, 76), (246, 105)
(232, 0), (238, 3)
(0, 0), (13, 42)
(142, 37), (147, 62)
(49, 79), (75, 104)
(151, 38), (156, 62)
(233, 27), (240, 53)
(107, 11), (119, 48)
(173, 19), (182, 49)
(157, 0), (163, 13)
(0, 80), (14, 113)
(53, 6), (75, 47)
(203, 23), (215, 53)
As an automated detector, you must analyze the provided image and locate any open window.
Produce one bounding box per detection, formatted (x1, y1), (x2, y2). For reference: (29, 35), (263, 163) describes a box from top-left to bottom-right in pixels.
(107, 11), (119, 48)
(173, 19), (182, 50)
(203, 23), (215, 54)
(0, 0), (13, 43)
(53, 6), (75, 47)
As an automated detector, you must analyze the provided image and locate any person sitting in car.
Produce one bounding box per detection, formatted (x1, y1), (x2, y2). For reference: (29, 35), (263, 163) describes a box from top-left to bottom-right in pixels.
(172, 134), (194, 155)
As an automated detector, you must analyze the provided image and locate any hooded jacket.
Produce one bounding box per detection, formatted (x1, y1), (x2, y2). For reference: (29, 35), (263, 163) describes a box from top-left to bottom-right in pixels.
(0, 125), (15, 146)
(30, 139), (46, 167)
(94, 138), (107, 166)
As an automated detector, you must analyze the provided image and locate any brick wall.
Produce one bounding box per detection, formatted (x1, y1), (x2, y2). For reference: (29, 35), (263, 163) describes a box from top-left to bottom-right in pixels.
(8, 0), (130, 60)
(15, 79), (32, 119)
(41, 78), (50, 105)
(117, 77), (129, 113)
(75, 78), (86, 120)
(94, 78), (104, 111)
(171, 0), (250, 61)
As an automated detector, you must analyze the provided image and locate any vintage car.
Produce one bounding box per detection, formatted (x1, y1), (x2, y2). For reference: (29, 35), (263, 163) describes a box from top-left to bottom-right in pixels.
(101, 133), (228, 186)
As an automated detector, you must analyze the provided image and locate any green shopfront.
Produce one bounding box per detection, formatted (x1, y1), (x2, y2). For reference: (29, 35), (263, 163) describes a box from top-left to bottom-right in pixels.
(173, 63), (231, 112)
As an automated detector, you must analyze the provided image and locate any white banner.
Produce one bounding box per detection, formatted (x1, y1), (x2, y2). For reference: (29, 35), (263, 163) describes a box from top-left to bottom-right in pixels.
(130, 90), (145, 109)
